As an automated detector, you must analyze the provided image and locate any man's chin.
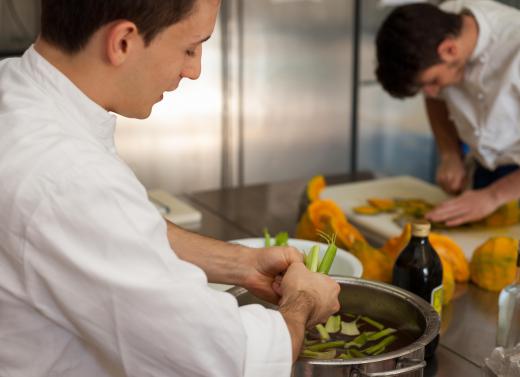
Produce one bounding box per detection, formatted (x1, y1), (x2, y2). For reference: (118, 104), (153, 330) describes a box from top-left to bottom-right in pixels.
(118, 107), (153, 120)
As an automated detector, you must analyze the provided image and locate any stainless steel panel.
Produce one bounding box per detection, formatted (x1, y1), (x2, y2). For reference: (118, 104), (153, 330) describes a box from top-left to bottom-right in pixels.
(230, 277), (440, 377)
(240, 0), (353, 185)
(358, 85), (436, 182)
(0, 0), (40, 53)
(357, 0), (436, 182)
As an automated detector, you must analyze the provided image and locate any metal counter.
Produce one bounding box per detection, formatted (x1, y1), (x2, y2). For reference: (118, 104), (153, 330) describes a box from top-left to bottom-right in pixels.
(183, 173), (497, 376)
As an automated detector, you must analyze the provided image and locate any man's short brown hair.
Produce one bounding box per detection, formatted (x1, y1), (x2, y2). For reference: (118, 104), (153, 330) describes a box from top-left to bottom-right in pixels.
(375, 3), (462, 98)
(41, 0), (197, 53)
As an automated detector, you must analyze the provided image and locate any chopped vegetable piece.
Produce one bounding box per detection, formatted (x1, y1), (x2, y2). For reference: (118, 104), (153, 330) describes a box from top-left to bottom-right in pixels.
(274, 231), (289, 246)
(341, 319), (360, 336)
(317, 231), (338, 274)
(353, 205), (380, 215)
(263, 228), (271, 248)
(301, 349), (336, 360)
(338, 351), (353, 360)
(349, 349), (368, 358)
(344, 332), (370, 348)
(362, 335), (397, 355)
(306, 340), (346, 352)
(304, 338), (319, 346)
(372, 347), (386, 356)
(306, 245), (320, 272)
(360, 316), (385, 330)
(325, 315), (341, 333)
(315, 324), (330, 341)
(367, 328), (396, 341)
(367, 198), (396, 211)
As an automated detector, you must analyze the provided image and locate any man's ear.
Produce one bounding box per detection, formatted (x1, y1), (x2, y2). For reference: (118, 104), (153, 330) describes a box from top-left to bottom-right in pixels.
(105, 21), (141, 66)
(437, 37), (459, 63)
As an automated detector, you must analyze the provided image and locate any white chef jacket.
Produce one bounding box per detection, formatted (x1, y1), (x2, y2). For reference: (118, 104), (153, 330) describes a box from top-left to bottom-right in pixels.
(0, 46), (292, 377)
(439, 0), (520, 170)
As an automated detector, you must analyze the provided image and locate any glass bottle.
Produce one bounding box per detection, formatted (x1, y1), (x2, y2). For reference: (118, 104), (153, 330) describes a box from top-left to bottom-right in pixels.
(392, 220), (443, 359)
(497, 242), (520, 348)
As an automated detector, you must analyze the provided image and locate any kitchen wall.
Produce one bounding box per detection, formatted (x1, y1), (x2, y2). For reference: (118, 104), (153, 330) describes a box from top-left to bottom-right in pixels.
(116, 0), (439, 195)
(357, 1), (436, 183)
(13, 0), (518, 193)
(117, 0), (355, 194)
(0, 0), (40, 55)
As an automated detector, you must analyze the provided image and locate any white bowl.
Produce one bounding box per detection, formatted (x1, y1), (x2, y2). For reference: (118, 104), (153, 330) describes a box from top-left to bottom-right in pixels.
(209, 237), (363, 292)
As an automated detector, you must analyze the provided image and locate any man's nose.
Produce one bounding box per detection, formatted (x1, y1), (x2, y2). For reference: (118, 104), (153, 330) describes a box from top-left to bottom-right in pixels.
(181, 57), (202, 80)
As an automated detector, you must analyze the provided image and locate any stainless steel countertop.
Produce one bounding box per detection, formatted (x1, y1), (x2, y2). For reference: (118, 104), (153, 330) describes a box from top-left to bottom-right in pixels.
(184, 173), (497, 376)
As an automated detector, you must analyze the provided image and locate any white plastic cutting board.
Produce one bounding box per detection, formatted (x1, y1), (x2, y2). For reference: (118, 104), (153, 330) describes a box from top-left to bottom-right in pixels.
(321, 175), (520, 259)
(148, 189), (202, 226)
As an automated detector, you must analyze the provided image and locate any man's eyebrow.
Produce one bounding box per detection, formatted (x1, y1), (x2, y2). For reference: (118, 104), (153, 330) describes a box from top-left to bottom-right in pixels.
(193, 35), (211, 45)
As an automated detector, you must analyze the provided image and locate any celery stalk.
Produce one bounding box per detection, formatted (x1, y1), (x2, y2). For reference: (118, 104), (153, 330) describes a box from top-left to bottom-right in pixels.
(325, 315), (341, 333)
(360, 316), (385, 330)
(338, 351), (353, 360)
(307, 245), (320, 272)
(362, 335), (397, 355)
(263, 228), (271, 247)
(274, 231), (289, 246)
(315, 324), (330, 341)
(305, 340), (345, 352)
(367, 327), (396, 341)
(318, 244), (337, 274)
(317, 231), (337, 274)
(349, 348), (367, 358)
(344, 332), (372, 348)
(304, 338), (319, 346)
(341, 317), (360, 336)
(301, 349), (336, 360)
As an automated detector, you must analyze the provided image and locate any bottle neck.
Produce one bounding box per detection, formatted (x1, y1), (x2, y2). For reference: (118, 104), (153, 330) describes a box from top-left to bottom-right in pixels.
(516, 247), (520, 285)
(410, 235), (429, 245)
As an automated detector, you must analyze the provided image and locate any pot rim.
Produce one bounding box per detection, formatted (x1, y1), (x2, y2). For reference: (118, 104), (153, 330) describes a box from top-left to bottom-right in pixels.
(229, 276), (440, 366)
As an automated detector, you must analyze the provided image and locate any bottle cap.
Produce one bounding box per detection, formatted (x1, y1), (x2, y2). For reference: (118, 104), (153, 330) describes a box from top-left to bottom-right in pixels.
(411, 219), (431, 237)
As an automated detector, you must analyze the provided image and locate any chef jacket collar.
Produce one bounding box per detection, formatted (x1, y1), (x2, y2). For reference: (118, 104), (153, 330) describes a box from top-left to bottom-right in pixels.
(466, 6), (492, 64)
(22, 45), (117, 151)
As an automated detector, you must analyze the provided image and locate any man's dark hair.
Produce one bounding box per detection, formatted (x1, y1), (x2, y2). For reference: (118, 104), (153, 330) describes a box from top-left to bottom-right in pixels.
(41, 0), (197, 54)
(375, 3), (463, 98)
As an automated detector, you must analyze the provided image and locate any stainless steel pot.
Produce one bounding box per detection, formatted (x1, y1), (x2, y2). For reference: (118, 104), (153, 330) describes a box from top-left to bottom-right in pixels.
(229, 276), (440, 377)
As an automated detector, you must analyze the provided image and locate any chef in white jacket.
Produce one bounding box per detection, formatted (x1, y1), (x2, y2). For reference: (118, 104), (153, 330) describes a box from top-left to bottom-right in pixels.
(375, 0), (520, 226)
(0, 1), (340, 376)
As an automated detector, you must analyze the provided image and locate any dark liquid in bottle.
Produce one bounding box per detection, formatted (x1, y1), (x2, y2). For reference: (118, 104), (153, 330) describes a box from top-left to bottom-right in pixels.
(392, 229), (443, 359)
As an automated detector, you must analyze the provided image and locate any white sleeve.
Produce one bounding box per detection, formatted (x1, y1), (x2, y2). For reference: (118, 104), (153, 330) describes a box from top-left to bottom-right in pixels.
(23, 160), (292, 377)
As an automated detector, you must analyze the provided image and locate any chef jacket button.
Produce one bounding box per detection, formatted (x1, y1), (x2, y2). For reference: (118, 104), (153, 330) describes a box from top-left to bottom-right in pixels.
(477, 93), (484, 101)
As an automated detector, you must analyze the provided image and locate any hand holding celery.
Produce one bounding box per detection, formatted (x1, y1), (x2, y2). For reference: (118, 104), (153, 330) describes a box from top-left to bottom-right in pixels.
(262, 229), (398, 360)
(300, 232), (399, 360)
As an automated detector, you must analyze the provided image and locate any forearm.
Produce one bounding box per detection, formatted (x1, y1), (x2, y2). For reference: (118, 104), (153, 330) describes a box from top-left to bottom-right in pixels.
(166, 220), (252, 285)
(278, 291), (315, 363)
(425, 97), (461, 159)
(485, 169), (520, 206)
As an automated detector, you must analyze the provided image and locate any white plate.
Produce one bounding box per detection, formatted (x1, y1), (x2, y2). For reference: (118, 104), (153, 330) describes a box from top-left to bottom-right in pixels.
(209, 238), (363, 292)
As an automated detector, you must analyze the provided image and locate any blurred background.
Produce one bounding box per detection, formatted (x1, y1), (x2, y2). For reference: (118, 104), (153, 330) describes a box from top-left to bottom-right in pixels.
(2, 0), (519, 194)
